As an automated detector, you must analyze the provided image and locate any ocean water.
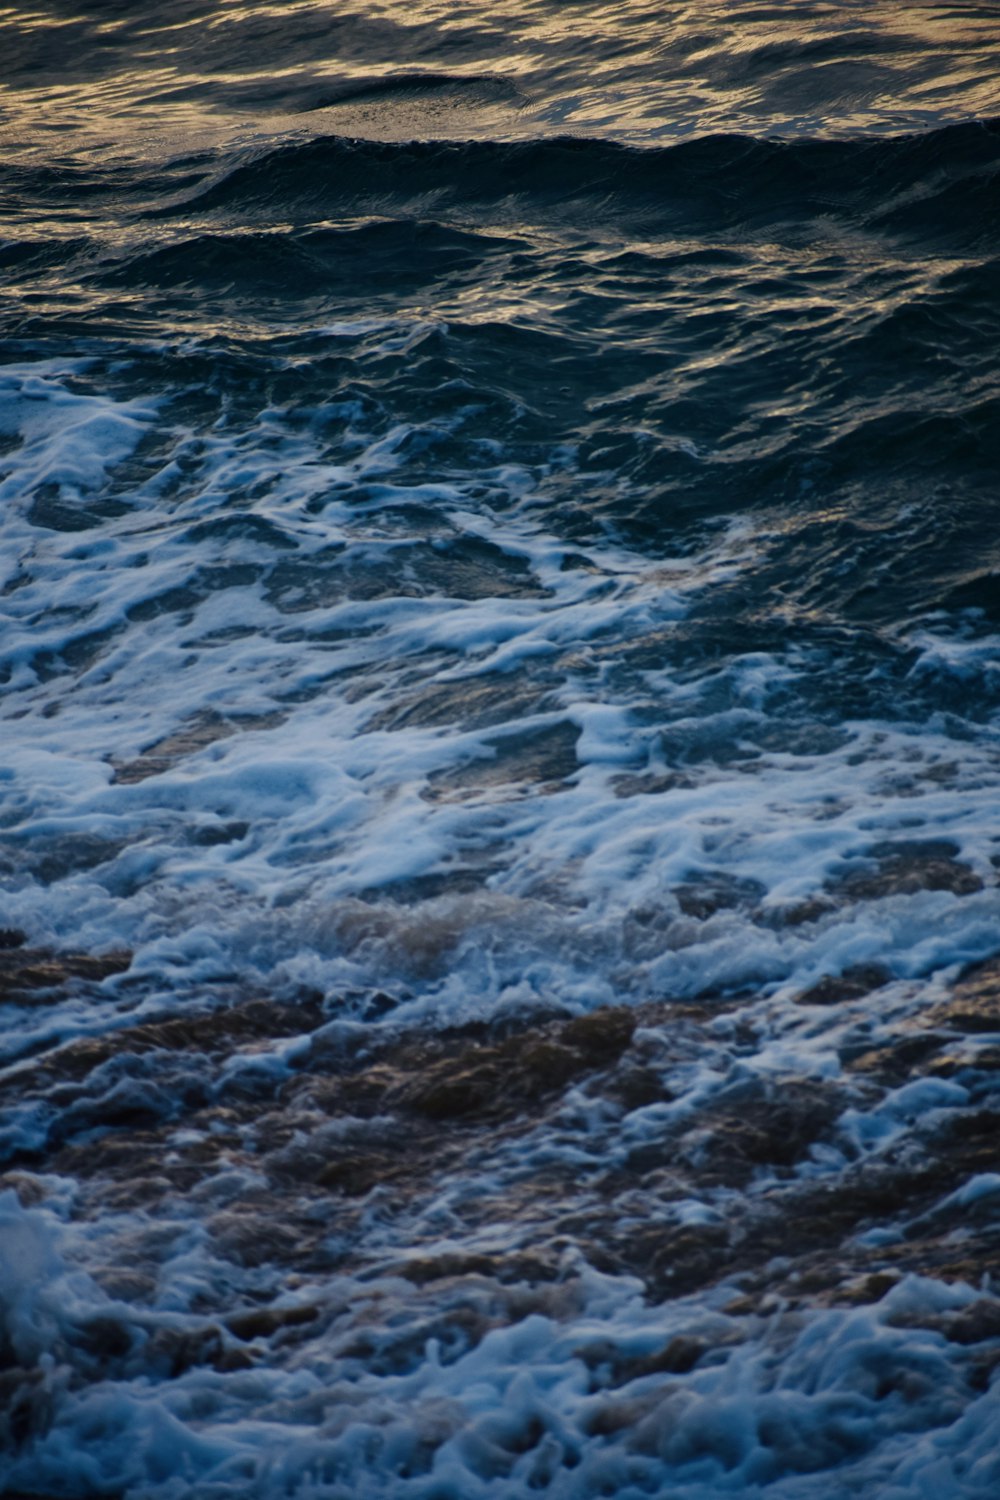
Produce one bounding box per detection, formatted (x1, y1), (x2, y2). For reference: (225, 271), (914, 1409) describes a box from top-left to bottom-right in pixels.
(1, 2), (1000, 1495)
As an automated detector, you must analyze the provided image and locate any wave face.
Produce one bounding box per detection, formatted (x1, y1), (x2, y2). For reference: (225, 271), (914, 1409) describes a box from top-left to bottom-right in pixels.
(2, 4), (1000, 1498)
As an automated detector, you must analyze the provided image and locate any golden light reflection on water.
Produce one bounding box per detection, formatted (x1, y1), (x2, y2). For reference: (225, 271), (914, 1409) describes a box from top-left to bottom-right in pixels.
(0, 1), (996, 165)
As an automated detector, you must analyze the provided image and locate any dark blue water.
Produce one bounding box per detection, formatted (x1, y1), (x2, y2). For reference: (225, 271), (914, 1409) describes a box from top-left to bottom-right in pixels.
(1, 4), (999, 1496)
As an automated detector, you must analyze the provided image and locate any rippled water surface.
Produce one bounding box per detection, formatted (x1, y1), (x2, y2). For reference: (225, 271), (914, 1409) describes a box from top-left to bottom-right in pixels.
(1, 3), (1000, 1496)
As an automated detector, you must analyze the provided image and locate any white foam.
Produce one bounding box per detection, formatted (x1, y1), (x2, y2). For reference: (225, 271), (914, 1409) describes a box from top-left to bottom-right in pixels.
(2, 1191), (998, 1499)
(2, 354), (999, 1038)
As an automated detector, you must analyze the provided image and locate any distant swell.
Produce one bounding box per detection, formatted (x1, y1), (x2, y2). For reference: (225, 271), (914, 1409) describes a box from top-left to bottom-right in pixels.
(143, 119), (1000, 247)
(101, 221), (519, 292)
